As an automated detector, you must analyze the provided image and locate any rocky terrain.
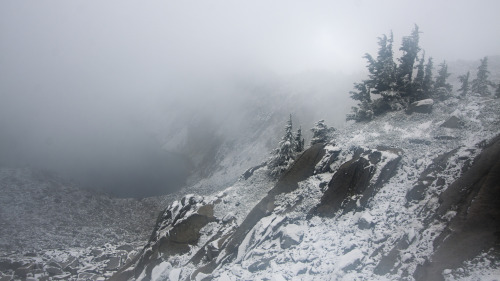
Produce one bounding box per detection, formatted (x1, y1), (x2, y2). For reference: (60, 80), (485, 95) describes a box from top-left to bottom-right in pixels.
(0, 169), (165, 280)
(1, 59), (499, 280)
(110, 93), (500, 281)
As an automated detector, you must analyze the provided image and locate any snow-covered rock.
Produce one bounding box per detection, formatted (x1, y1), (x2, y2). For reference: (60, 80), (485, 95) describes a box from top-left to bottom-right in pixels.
(112, 94), (500, 281)
(406, 98), (434, 114)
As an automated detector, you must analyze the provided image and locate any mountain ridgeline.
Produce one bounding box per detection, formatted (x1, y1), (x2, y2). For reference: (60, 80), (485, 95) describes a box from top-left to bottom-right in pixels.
(1, 24), (499, 281)
(105, 26), (500, 281)
(111, 91), (500, 280)
(109, 49), (500, 280)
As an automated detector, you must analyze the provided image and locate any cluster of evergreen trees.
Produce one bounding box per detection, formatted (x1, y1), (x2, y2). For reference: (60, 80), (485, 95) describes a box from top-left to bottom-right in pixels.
(460, 56), (499, 98)
(267, 116), (333, 177)
(267, 25), (500, 176)
(347, 25), (499, 122)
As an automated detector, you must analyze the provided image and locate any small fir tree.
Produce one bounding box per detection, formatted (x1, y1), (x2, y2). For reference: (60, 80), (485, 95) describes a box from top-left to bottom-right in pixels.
(397, 24), (421, 101)
(310, 120), (334, 145)
(434, 61), (452, 100)
(471, 57), (493, 96)
(347, 82), (373, 122)
(413, 52), (426, 100)
(458, 71), (470, 97)
(268, 115), (297, 177)
(364, 31), (397, 95)
(422, 57), (434, 99)
(295, 127), (304, 153)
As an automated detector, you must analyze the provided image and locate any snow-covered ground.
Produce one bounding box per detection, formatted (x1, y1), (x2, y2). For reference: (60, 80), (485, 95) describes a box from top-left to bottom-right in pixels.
(129, 92), (500, 281)
(212, 95), (500, 280)
(0, 168), (165, 280)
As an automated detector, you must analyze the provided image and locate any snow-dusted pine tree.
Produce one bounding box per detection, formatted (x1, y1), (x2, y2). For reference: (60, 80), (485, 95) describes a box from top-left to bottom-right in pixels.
(458, 71), (470, 97)
(310, 120), (334, 145)
(364, 31), (397, 95)
(295, 127), (305, 153)
(268, 115), (298, 177)
(413, 52), (426, 100)
(347, 82), (374, 122)
(422, 57), (434, 99)
(397, 24), (421, 102)
(471, 57), (493, 96)
(434, 61), (452, 100)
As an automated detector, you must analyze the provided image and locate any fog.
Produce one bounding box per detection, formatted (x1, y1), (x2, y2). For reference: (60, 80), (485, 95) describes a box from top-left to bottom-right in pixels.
(1, 0), (499, 197)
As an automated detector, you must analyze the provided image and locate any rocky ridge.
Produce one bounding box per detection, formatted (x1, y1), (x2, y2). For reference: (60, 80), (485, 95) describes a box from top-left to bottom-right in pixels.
(111, 92), (500, 281)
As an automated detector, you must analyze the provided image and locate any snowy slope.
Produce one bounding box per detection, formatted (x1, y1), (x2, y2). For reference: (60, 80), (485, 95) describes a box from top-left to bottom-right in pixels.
(208, 95), (500, 281)
(115, 92), (500, 281)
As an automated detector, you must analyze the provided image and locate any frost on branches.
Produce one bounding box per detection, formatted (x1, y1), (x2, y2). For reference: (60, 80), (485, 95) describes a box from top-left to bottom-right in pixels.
(267, 115), (299, 177)
(310, 120), (335, 145)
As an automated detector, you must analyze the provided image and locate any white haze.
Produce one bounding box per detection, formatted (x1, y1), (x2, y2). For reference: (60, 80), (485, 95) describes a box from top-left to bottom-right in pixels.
(0, 0), (499, 197)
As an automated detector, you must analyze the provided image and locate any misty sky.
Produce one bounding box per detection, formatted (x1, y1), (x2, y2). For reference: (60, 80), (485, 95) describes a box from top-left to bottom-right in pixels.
(1, 0), (499, 196)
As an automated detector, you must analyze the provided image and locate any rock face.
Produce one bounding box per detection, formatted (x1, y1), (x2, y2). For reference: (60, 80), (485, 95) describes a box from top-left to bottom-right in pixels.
(414, 134), (500, 281)
(313, 147), (402, 216)
(113, 195), (216, 281)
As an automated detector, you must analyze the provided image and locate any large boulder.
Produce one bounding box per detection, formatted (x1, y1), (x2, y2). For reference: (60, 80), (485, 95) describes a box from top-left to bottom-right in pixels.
(406, 99), (434, 114)
(440, 116), (464, 129)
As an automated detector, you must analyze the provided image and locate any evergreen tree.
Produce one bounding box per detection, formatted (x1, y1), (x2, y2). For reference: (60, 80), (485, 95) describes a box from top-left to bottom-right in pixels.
(495, 83), (500, 99)
(268, 115), (297, 177)
(471, 57), (493, 96)
(397, 24), (421, 101)
(310, 120), (334, 145)
(422, 57), (434, 99)
(434, 61), (452, 100)
(346, 81), (374, 122)
(295, 127), (304, 153)
(364, 31), (397, 95)
(412, 52), (426, 100)
(458, 71), (470, 97)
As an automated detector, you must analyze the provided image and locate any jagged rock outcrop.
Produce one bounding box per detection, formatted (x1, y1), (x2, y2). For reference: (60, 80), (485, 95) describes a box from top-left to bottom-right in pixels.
(414, 134), (500, 281)
(312, 146), (402, 216)
(110, 195), (216, 281)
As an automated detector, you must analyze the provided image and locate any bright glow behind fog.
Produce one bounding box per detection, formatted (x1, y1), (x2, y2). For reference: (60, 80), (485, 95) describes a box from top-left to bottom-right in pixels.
(0, 0), (499, 197)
